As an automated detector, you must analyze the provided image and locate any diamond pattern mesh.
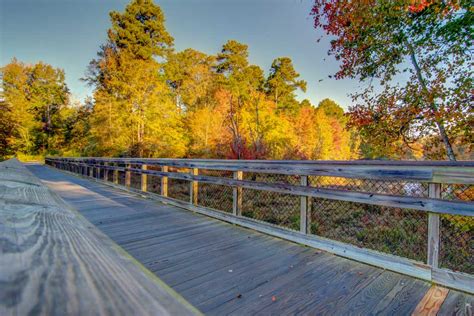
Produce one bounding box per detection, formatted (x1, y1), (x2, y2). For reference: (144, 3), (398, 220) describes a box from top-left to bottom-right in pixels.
(309, 176), (429, 197)
(242, 188), (300, 231)
(439, 184), (473, 273)
(146, 165), (162, 194)
(198, 169), (233, 213)
(167, 167), (190, 202)
(310, 199), (428, 261)
(241, 173), (301, 231)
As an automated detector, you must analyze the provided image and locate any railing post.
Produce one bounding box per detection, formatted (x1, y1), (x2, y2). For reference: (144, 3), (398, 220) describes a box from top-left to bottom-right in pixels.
(233, 171), (243, 216)
(89, 163), (93, 177)
(300, 175), (311, 234)
(113, 163), (119, 184)
(104, 162), (109, 181)
(125, 163), (131, 187)
(141, 164), (148, 192)
(96, 163), (101, 180)
(427, 183), (441, 268)
(161, 166), (168, 197)
(190, 168), (199, 205)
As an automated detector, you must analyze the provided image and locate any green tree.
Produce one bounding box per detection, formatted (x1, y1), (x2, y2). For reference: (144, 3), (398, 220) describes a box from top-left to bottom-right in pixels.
(265, 57), (307, 113)
(317, 98), (345, 123)
(215, 40), (268, 158)
(165, 48), (218, 111)
(1, 59), (69, 155)
(28, 62), (69, 152)
(311, 0), (472, 160)
(0, 100), (14, 159)
(86, 0), (186, 157)
(108, 0), (173, 60)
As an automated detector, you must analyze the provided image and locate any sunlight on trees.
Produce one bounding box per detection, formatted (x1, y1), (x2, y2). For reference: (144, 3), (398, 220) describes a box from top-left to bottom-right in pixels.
(1, 0), (469, 161)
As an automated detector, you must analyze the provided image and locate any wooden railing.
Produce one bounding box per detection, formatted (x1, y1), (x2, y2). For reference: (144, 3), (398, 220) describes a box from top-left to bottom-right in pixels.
(46, 157), (474, 293)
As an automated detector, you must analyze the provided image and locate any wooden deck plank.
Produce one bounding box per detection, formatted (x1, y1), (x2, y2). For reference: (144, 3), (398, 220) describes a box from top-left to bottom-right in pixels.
(1, 159), (199, 316)
(412, 286), (449, 316)
(27, 163), (473, 315)
(438, 290), (473, 316)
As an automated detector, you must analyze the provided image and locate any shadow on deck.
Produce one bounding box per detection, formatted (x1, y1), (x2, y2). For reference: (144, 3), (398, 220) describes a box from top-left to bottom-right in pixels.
(26, 164), (473, 315)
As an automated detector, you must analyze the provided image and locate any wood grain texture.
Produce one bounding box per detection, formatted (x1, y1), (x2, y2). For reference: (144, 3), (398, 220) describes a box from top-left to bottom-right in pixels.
(412, 286), (449, 316)
(29, 164), (474, 315)
(0, 159), (199, 316)
(48, 162), (474, 293)
(46, 157), (474, 183)
(49, 162), (474, 217)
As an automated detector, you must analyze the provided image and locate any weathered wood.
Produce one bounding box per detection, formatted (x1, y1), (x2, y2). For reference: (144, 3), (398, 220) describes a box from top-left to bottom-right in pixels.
(427, 183), (441, 268)
(81, 178), (433, 283)
(125, 163), (131, 187)
(233, 170), (243, 216)
(432, 268), (474, 294)
(32, 164), (469, 315)
(46, 157), (474, 183)
(141, 164), (148, 192)
(412, 286), (449, 316)
(161, 166), (168, 197)
(81, 165), (474, 217)
(45, 157), (474, 294)
(113, 163), (119, 184)
(438, 291), (474, 316)
(0, 159), (199, 316)
(300, 175), (309, 234)
(190, 168), (198, 205)
(104, 162), (109, 181)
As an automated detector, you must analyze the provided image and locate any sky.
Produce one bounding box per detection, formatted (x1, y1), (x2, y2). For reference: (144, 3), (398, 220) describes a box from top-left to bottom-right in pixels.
(1, 0), (363, 109)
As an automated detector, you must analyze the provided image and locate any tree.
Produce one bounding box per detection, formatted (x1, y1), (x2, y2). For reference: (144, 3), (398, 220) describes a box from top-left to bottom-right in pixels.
(61, 98), (93, 156)
(215, 40), (267, 159)
(108, 0), (173, 60)
(0, 100), (14, 158)
(86, 0), (186, 157)
(165, 48), (218, 110)
(28, 62), (69, 152)
(317, 98), (345, 123)
(265, 57), (307, 113)
(311, 0), (473, 160)
(1, 59), (69, 155)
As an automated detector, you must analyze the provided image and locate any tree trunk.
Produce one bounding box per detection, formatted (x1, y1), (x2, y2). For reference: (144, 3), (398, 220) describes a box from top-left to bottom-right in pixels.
(408, 45), (456, 161)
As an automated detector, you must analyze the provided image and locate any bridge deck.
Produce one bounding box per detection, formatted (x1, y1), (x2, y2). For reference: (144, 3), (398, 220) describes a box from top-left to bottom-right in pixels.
(28, 164), (473, 315)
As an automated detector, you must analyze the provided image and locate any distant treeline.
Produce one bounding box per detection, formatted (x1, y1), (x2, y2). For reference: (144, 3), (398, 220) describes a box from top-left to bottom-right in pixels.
(1, 0), (471, 161)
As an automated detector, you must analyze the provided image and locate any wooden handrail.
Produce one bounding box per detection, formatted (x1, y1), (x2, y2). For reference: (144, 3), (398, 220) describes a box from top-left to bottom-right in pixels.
(46, 159), (474, 217)
(46, 157), (474, 183)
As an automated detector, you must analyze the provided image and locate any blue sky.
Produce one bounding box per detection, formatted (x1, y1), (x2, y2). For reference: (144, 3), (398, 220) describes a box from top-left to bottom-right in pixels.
(1, 0), (362, 109)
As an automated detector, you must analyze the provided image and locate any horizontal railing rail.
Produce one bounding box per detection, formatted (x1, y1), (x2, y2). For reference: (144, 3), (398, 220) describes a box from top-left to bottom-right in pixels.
(45, 157), (474, 293)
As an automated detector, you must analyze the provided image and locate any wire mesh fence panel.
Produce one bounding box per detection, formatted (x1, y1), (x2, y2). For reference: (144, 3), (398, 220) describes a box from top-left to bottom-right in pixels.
(241, 188), (300, 231)
(243, 172), (300, 185)
(240, 173), (301, 230)
(167, 167), (190, 202)
(439, 184), (473, 273)
(440, 215), (473, 274)
(118, 169), (126, 186)
(309, 198), (428, 261)
(146, 165), (162, 194)
(98, 167), (104, 180)
(309, 176), (429, 197)
(130, 171), (142, 190)
(198, 169), (233, 213)
(442, 184), (474, 201)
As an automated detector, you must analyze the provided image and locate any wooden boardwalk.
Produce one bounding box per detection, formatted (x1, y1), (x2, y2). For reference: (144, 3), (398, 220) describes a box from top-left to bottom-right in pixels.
(0, 159), (198, 316)
(28, 164), (473, 315)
